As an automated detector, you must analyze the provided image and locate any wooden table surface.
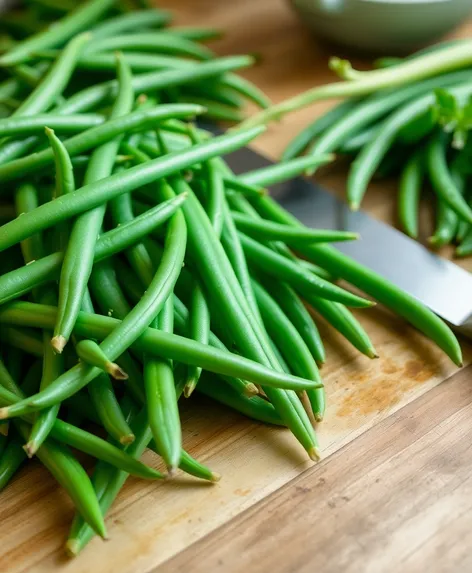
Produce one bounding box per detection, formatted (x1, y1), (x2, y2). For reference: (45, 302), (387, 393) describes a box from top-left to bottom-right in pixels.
(2, 2), (472, 573)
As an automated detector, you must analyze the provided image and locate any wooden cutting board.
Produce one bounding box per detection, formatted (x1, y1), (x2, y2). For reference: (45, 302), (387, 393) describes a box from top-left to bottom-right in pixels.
(2, 2), (472, 572)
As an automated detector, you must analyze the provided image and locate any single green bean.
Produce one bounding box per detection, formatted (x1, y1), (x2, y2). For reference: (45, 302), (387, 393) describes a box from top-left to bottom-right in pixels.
(398, 149), (423, 238)
(0, 113), (103, 136)
(85, 33), (213, 61)
(231, 211), (358, 244)
(91, 9), (171, 39)
(144, 294), (181, 471)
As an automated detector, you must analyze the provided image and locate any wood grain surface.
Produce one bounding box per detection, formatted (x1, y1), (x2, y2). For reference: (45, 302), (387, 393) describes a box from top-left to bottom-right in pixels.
(1, 2), (472, 573)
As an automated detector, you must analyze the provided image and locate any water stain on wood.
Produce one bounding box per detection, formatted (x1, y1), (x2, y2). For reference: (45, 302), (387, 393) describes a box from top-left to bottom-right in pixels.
(336, 358), (440, 419)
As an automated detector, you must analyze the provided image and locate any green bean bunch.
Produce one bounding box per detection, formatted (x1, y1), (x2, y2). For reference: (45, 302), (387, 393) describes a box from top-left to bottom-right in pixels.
(0, 0), (463, 558)
(240, 40), (472, 253)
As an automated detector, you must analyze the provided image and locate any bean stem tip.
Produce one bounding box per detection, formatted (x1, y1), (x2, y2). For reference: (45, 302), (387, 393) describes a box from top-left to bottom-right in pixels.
(105, 362), (129, 380)
(119, 433), (135, 446)
(51, 335), (67, 354)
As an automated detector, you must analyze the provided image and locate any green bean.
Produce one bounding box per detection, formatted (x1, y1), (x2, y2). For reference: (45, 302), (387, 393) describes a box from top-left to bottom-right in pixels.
(238, 153), (334, 188)
(0, 103), (204, 185)
(239, 232), (373, 307)
(0, 434), (27, 490)
(220, 202), (261, 321)
(184, 82), (243, 109)
(45, 129), (74, 201)
(398, 149), (423, 238)
(426, 131), (472, 224)
(14, 182), (45, 265)
(338, 124), (379, 155)
(429, 200), (459, 248)
(91, 9), (171, 39)
(249, 193), (462, 365)
(347, 83), (472, 210)
(110, 192), (155, 287)
(282, 99), (361, 161)
(240, 40), (472, 128)
(456, 230), (472, 256)
(76, 340), (128, 380)
(178, 94), (243, 122)
(184, 283), (209, 397)
(0, 326), (43, 357)
(0, 194), (187, 305)
(161, 27), (221, 42)
(85, 33), (214, 61)
(0, 302), (320, 404)
(9, 32), (90, 119)
(231, 212), (358, 244)
(144, 295), (181, 471)
(25, 318), (64, 457)
(53, 54), (134, 353)
(0, 0), (115, 66)
(198, 374), (283, 426)
(0, 113), (103, 136)
(262, 279), (326, 367)
(396, 106), (437, 144)
(89, 373), (136, 445)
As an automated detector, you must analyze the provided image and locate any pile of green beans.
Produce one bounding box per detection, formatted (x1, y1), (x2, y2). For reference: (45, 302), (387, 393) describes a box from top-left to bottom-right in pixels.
(241, 40), (472, 254)
(0, 0), (463, 558)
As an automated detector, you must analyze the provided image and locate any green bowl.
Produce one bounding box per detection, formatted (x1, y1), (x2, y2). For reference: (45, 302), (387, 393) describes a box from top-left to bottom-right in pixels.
(289, 0), (472, 54)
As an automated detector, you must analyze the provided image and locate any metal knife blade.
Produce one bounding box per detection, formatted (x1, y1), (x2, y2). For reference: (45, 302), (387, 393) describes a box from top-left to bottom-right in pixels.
(225, 145), (472, 337)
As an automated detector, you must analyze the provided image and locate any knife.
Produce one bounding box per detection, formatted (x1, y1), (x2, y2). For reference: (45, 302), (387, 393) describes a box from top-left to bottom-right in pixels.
(224, 145), (472, 338)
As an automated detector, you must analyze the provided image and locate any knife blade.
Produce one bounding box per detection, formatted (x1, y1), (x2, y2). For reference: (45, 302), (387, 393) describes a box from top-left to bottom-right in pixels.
(224, 145), (472, 338)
